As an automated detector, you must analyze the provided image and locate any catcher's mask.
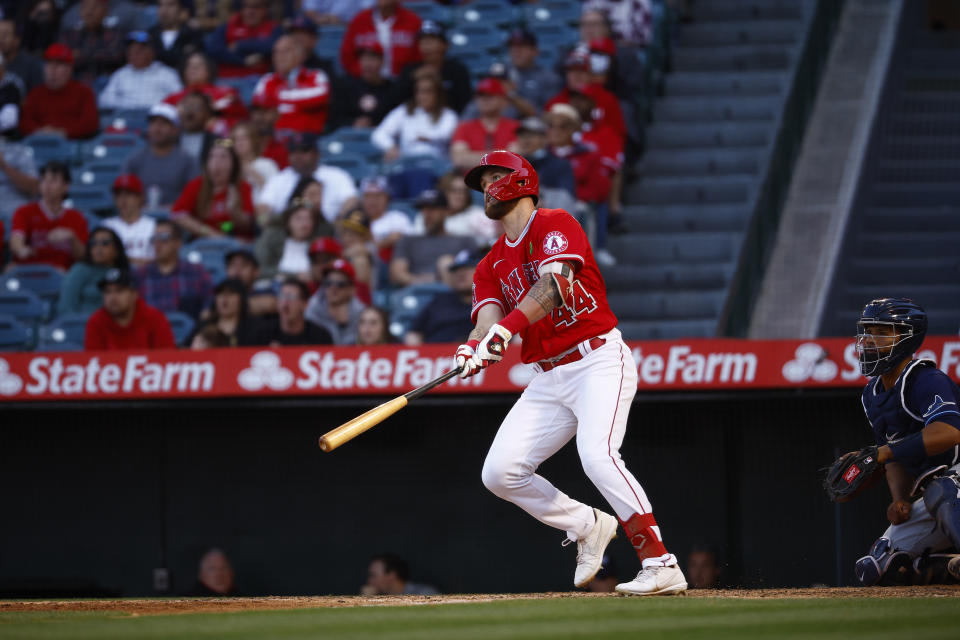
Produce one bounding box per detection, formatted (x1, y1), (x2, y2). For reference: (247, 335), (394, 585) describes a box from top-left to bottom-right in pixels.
(856, 297), (927, 377)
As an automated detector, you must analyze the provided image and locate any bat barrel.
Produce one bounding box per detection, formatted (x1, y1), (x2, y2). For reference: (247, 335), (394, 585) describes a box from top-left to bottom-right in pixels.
(318, 396), (408, 452)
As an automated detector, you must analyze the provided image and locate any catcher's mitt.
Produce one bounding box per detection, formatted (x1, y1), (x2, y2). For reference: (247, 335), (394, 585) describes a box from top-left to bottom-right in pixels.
(823, 446), (884, 502)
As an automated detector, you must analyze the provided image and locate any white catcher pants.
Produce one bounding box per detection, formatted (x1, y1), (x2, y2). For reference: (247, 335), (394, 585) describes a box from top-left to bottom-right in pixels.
(481, 330), (660, 543)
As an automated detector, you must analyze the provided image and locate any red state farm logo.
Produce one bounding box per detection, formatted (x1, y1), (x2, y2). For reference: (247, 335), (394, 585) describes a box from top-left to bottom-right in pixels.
(843, 465), (861, 484)
(542, 231), (568, 255)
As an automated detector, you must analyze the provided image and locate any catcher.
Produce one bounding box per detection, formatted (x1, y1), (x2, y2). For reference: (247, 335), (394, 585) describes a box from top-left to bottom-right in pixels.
(825, 298), (960, 585)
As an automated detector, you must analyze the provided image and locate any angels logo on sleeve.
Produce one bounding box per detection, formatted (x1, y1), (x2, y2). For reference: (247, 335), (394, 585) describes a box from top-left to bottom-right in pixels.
(543, 231), (569, 255)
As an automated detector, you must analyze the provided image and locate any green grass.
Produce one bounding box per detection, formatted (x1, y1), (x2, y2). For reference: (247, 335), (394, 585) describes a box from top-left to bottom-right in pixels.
(1, 597), (960, 640)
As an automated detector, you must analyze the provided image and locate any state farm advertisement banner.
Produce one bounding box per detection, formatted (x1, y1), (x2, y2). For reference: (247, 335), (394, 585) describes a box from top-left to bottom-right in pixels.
(2, 337), (960, 402)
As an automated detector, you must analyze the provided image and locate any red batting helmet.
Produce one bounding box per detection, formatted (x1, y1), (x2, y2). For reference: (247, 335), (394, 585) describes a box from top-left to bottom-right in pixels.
(463, 150), (539, 205)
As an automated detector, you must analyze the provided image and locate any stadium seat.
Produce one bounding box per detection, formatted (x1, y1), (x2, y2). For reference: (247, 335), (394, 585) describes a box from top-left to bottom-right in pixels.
(182, 238), (243, 274)
(388, 282), (449, 337)
(67, 188), (115, 216)
(0, 265), (64, 306)
(100, 108), (150, 134)
(35, 340), (83, 352)
(322, 152), (376, 184)
(534, 23), (579, 49)
(165, 311), (196, 346)
(522, 0), (582, 27)
(405, 1), (453, 25)
(448, 25), (507, 56)
(77, 161), (124, 188)
(454, 0), (519, 27)
(38, 312), (90, 350)
(383, 154), (452, 179)
(23, 134), (74, 166)
(321, 128), (382, 162)
(315, 25), (346, 59)
(84, 133), (144, 163)
(0, 313), (33, 351)
(0, 289), (50, 326)
(220, 76), (259, 106)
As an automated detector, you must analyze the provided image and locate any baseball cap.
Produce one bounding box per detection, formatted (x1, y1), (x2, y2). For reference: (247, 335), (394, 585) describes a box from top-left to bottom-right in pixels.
(547, 103), (582, 127)
(485, 61), (509, 80)
(415, 188), (448, 209)
(97, 268), (134, 290)
(564, 47), (591, 70)
(309, 236), (342, 258)
(517, 117), (547, 135)
(287, 13), (318, 35)
(449, 248), (481, 271)
(112, 173), (144, 195)
(589, 37), (616, 57)
(224, 247), (259, 267)
(337, 209), (372, 237)
(287, 131), (319, 152)
(475, 77), (506, 97)
(418, 20), (446, 40)
(126, 30), (152, 45)
(44, 43), (74, 64)
(148, 102), (180, 126)
(214, 277), (247, 295)
(356, 41), (384, 57)
(360, 175), (390, 195)
(507, 27), (537, 47)
(323, 258), (355, 284)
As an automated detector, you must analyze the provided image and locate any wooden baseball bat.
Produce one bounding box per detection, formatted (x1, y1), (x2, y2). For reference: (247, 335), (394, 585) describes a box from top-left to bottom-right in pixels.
(318, 367), (461, 452)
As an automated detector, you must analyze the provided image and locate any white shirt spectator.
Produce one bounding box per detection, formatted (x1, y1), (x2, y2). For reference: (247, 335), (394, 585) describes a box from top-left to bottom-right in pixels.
(99, 62), (183, 110)
(584, 0), (653, 46)
(370, 209), (414, 243)
(277, 238), (311, 275)
(444, 203), (499, 246)
(102, 215), (157, 262)
(301, 0), (374, 24)
(256, 165), (359, 223)
(371, 104), (458, 159)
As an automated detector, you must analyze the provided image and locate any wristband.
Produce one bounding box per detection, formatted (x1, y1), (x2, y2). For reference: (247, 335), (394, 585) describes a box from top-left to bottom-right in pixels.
(888, 433), (927, 466)
(466, 339), (479, 350)
(498, 309), (530, 336)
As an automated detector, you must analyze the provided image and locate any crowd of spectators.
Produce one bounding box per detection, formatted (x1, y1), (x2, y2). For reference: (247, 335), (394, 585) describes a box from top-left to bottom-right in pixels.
(0, 0), (656, 353)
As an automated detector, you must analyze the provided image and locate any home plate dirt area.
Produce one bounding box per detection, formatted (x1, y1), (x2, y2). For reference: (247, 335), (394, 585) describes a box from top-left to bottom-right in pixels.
(3, 586), (959, 616)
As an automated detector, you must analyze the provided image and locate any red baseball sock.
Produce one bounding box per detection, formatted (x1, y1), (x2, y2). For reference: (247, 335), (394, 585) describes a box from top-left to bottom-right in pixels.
(620, 513), (669, 562)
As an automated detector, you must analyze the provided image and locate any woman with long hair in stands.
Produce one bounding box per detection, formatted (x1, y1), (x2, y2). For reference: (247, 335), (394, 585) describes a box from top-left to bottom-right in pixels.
(254, 198), (331, 281)
(58, 226), (130, 315)
(371, 70), (458, 163)
(231, 121), (278, 202)
(355, 306), (393, 346)
(164, 52), (249, 136)
(171, 138), (256, 239)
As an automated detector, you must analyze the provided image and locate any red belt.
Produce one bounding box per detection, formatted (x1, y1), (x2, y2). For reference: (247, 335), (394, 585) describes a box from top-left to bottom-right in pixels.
(538, 337), (606, 372)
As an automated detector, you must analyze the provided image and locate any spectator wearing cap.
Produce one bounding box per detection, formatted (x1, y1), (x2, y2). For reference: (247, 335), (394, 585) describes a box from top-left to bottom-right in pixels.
(148, 0), (203, 72)
(286, 13), (338, 79)
(196, 277), (261, 346)
(397, 21), (471, 115)
(231, 121), (278, 202)
(505, 28), (562, 113)
(449, 77), (520, 172)
(58, 0), (127, 83)
(358, 175), (412, 263)
(436, 171), (498, 247)
(58, 226), (130, 315)
(254, 198), (329, 281)
(459, 62), (529, 122)
(302, 0), (374, 26)
(0, 52), (24, 137)
(84, 267), (176, 350)
(306, 235), (341, 292)
(404, 247), (478, 346)
(122, 102), (199, 209)
(327, 40), (397, 130)
(0, 135), (39, 226)
(224, 247), (259, 291)
(8, 161), (87, 271)
(256, 132), (359, 224)
(335, 208), (376, 305)
(546, 46), (626, 140)
(513, 116), (577, 212)
(99, 30), (182, 110)
(164, 52), (249, 136)
(371, 71), (458, 164)
(136, 218), (212, 319)
(341, 0), (421, 79)
(203, 0), (282, 78)
(251, 34), (331, 135)
(305, 257), (365, 344)
(389, 189), (473, 287)
(252, 276), (333, 346)
(177, 90), (218, 166)
(172, 138), (256, 239)
(19, 44), (98, 139)
(102, 174), (157, 265)
(0, 19), (44, 93)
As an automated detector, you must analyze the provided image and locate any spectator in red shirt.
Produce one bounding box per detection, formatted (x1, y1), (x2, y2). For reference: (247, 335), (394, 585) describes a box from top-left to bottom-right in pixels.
(252, 35), (331, 135)
(545, 103), (611, 205)
(84, 267), (177, 351)
(546, 47), (626, 140)
(8, 161), (88, 271)
(450, 78), (520, 172)
(203, 0), (282, 78)
(164, 52), (249, 136)
(172, 138), (256, 239)
(19, 44), (98, 139)
(341, 0), (421, 79)
(249, 92), (289, 169)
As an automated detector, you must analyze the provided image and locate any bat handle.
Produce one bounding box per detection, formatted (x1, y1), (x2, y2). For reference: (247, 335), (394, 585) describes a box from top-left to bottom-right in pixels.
(404, 367), (461, 402)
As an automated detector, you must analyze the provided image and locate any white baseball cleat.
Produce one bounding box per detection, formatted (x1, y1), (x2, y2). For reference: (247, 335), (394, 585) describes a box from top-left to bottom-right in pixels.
(572, 508), (619, 588)
(615, 565), (688, 596)
(948, 555), (960, 581)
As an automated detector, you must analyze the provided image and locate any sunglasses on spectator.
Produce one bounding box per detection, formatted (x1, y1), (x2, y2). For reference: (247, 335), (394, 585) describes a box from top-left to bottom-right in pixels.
(151, 233), (175, 243)
(322, 279), (352, 289)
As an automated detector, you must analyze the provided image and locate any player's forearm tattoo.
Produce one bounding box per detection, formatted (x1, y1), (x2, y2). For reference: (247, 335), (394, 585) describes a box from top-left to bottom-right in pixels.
(469, 321), (492, 342)
(528, 275), (564, 314)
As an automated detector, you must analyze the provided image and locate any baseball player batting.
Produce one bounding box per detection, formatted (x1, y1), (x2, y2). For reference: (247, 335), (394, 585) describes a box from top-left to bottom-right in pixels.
(454, 150), (687, 596)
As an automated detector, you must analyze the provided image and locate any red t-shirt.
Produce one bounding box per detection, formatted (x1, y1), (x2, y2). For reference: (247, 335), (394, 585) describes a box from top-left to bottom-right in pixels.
(164, 83), (249, 132)
(471, 208), (617, 363)
(171, 177), (256, 239)
(84, 298), (176, 351)
(451, 118), (521, 153)
(10, 202), (89, 270)
(341, 7), (422, 77)
(20, 81), (99, 139)
(551, 144), (612, 204)
(546, 85), (626, 139)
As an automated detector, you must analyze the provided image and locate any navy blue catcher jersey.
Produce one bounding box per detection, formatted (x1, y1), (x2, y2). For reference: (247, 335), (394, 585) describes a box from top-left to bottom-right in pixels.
(861, 359), (960, 477)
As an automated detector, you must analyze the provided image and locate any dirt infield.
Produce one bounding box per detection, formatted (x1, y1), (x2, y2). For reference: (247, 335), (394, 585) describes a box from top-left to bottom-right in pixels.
(2, 586), (959, 616)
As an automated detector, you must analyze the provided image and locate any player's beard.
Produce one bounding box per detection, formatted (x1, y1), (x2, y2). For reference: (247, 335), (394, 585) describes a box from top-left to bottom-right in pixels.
(484, 197), (514, 220)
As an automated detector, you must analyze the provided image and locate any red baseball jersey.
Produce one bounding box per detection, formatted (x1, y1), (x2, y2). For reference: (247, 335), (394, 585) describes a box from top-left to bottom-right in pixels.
(471, 208), (617, 363)
(252, 68), (331, 133)
(10, 202), (89, 270)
